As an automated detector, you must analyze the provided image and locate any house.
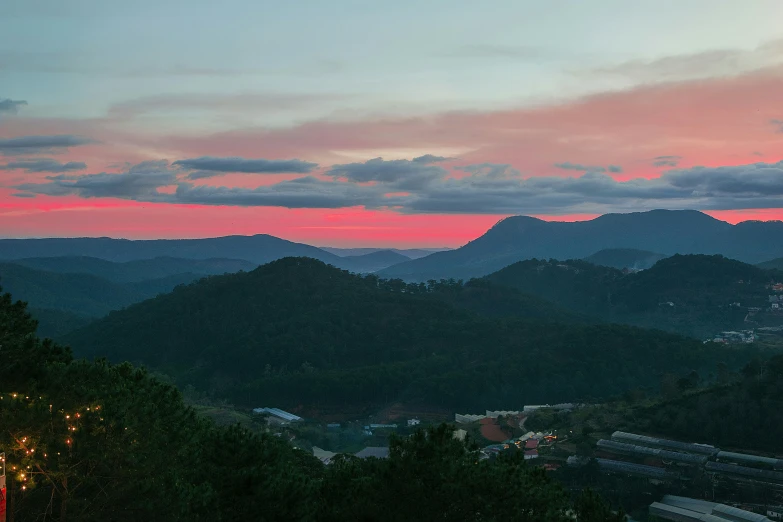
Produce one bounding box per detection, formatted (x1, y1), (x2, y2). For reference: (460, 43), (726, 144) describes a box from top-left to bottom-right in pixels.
(524, 450), (539, 460)
(525, 439), (539, 450)
(252, 407), (303, 425)
(355, 447), (389, 459)
(313, 447), (336, 465)
(453, 429), (467, 441)
(407, 418), (421, 427)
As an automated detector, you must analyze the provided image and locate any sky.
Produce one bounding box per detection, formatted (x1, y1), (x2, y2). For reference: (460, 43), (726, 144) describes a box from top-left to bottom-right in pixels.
(2, 0), (783, 247)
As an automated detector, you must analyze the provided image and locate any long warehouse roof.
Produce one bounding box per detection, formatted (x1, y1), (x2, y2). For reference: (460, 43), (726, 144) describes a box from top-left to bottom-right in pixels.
(597, 439), (707, 465)
(611, 431), (719, 455)
(717, 451), (783, 470)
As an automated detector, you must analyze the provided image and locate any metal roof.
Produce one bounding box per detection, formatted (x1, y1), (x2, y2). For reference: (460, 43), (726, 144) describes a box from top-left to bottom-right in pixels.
(252, 407), (302, 422)
(649, 502), (728, 522)
(706, 461), (783, 483)
(711, 504), (770, 522)
(597, 439), (707, 465)
(596, 458), (680, 479)
(717, 451), (783, 470)
(611, 431), (719, 456)
(355, 447), (389, 459)
(652, 496), (771, 522)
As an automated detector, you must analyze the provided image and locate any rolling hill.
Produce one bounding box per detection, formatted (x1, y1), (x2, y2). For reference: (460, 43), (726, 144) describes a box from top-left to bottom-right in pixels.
(0, 235), (411, 273)
(583, 249), (667, 270)
(62, 257), (754, 416)
(0, 262), (214, 336)
(12, 255), (257, 282)
(484, 254), (783, 338)
(378, 210), (783, 281)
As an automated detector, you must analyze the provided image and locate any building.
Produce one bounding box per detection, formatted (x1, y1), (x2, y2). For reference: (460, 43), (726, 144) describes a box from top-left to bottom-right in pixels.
(611, 431), (718, 456)
(596, 439), (708, 465)
(649, 495), (770, 522)
(716, 451), (783, 470)
(486, 410), (521, 418)
(455, 413), (485, 424)
(525, 439), (539, 450)
(407, 418), (421, 427)
(252, 407), (303, 425)
(453, 429), (467, 441)
(313, 447), (336, 465)
(706, 461), (783, 484)
(355, 447), (389, 459)
(524, 450), (538, 460)
(596, 458), (680, 480)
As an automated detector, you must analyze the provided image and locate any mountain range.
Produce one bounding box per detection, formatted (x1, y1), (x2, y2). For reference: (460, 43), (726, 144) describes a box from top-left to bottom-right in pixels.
(0, 235), (411, 273)
(378, 210), (783, 281)
(62, 257), (749, 415)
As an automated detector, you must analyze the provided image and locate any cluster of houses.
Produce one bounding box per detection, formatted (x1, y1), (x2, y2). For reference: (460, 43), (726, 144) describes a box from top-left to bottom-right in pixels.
(573, 430), (783, 488)
(710, 330), (756, 344)
(454, 404), (577, 424)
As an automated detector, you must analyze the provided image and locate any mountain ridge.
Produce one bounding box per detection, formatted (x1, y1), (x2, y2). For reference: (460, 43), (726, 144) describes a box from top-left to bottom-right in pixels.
(378, 210), (783, 281)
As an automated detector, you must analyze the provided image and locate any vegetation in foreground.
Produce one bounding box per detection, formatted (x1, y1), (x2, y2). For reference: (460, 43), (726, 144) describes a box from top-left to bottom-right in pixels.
(0, 287), (626, 521)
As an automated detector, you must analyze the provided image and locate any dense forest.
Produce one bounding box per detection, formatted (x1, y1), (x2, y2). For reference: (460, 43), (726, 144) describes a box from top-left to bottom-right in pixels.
(63, 258), (755, 414)
(0, 287), (626, 521)
(630, 354), (783, 453)
(485, 254), (783, 338)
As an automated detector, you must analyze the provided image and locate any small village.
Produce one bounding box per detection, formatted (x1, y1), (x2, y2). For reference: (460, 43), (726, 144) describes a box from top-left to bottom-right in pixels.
(253, 404), (783, 521)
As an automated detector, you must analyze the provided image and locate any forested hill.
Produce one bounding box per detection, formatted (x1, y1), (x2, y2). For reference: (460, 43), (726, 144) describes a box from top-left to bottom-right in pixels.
(1, 287), (628, 521)
(583, 248), (666, 270)
(485, 254), (783, 338)
(629, 354), (783, 453)
(64, 257), (754, 415)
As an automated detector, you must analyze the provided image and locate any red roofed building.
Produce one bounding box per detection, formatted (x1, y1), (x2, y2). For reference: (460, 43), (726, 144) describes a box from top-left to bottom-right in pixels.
(525, 439), (539, 449)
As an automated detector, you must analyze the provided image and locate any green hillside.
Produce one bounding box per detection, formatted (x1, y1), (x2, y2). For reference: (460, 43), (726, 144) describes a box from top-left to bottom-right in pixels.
(63, 258), (753, 415)
(485, 254), (783, 338)
(0, 286), (624, 522)
(583, 248), (666, 270)
(13, 255), (256, 282)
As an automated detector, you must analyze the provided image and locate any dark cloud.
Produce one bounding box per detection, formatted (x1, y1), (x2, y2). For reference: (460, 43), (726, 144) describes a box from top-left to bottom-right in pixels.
(11, 192), (36, 198)
(412, 154), (451, 164)
(554, 162), (622, 173)
(15, 160), (175, 199)
(0, 135), (96, 155)
(652, 155), (682, 167)
(0, 159), (86, 173)
(772, 119), (783, 133)
(0, 98), (27, 114)
(456, 163), (521, 179)
(15, 157), (783, 216)
(173, 177), (383, 209)
(325, 157), (447, 190)
(172, 156), (318, 178)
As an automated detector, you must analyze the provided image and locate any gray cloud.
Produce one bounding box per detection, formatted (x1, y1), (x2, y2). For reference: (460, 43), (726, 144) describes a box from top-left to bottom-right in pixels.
(0, 135), (96, 155)
(15, 157), (783, 216)
(0, 159), (87, 173)
(0, 98), (27, 114)
(11, 192), (36, 198)
(554, 162), (621, 173)
(412, 154), (451, 164)
(172, 156), (318, 179)
(15, 160), (175, 199)
(772, 119), (783, 133)
(325, 157), (447, 191)
(456, 163), (521, 179)
(653, 155), (682, 167)
(174, 177), (382, 209)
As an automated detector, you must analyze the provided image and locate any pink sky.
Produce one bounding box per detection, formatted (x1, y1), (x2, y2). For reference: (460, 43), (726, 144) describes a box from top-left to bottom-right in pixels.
(2, 62), (783, 247)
